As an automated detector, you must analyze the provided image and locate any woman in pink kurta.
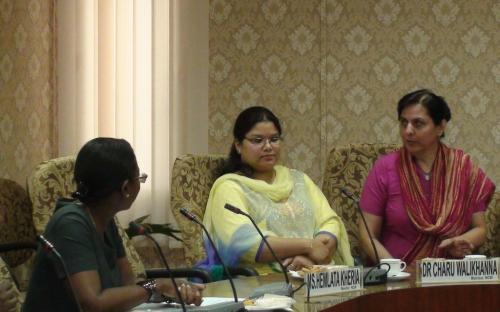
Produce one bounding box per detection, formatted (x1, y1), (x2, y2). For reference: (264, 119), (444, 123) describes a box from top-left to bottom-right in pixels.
(359, 89), (495, 266)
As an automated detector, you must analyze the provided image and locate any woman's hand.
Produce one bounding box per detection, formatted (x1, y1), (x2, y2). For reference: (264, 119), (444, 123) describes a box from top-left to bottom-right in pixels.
(156, 279), (205, 306)
(283, 255), (315, 271)
(315, 234), (337, 254)
(0, 280), (18, 312)
(438, 237), (474, 258)
(307, 239), (332, 264)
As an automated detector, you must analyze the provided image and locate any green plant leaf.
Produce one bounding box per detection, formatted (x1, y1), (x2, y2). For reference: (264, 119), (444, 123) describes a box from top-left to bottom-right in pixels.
(125, 215), (183, 242)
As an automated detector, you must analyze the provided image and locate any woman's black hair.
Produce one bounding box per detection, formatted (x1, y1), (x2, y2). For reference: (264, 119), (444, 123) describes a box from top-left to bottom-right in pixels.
(72, 137), (137, 204)
(221, 106), (282, 177)
(397, 89), (452, 128)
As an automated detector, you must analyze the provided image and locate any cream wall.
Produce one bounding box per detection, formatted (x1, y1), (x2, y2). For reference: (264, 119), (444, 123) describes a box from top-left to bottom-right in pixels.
(0, 0), (56, 185)
(208, 0), (500, 185)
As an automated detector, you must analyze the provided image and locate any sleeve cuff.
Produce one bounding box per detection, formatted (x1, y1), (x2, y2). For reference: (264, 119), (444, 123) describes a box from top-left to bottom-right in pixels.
(254, 237), (267, 262)
(315, 231), (338, 244)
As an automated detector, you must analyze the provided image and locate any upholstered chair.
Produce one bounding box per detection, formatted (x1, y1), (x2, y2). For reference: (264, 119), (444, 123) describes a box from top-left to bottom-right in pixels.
(0, 257), (22, 312)
(170, 154), (226, 267)
(27, 156), (147, 279)
(478, 192), (500, 257)
(321, 143), (399, 264)
(0, 179), (38, 311)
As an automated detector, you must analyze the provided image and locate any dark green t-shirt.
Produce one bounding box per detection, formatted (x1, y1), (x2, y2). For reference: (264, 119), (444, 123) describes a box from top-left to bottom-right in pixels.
(23, 202), (126, 312)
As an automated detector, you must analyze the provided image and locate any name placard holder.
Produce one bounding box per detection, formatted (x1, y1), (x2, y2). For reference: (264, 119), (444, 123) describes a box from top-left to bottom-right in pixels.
(417, 257), (500, 284)
(305, 266), (363, 298)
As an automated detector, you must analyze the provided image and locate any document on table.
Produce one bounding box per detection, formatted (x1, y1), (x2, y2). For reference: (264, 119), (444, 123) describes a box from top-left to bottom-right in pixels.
(131, 297), (242, 311)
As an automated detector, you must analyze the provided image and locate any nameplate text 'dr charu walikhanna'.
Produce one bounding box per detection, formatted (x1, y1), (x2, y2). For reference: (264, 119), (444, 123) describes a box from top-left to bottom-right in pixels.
(417, 258), (499, 284)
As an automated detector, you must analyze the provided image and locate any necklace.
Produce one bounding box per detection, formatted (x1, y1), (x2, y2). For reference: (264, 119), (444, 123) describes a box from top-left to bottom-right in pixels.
(417, 163), (432, 181)
(424, 172), (431, 181)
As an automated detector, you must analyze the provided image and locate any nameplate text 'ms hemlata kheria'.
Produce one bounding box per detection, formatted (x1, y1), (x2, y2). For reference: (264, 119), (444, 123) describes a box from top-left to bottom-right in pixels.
(305, 266), (363, 297)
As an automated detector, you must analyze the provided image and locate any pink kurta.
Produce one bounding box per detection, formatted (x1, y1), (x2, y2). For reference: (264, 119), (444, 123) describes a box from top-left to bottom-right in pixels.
(359, 151), (487, 260)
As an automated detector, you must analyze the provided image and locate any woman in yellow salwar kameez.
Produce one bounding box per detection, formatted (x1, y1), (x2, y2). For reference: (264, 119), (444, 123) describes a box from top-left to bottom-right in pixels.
(199, 106), (353, 277)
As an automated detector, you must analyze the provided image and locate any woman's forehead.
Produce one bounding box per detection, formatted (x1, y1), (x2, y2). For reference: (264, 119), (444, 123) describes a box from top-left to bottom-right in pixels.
(247, 121), (279, 135)
(401, 103), (431, 119)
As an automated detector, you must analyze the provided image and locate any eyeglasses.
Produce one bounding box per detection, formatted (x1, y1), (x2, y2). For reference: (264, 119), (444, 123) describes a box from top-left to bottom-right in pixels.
(134, 173), (148, 183)
(244, 136), (282, 147)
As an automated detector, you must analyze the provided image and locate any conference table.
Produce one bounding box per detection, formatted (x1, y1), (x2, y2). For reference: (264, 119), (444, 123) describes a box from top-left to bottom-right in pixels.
(201, 269), (500, 312)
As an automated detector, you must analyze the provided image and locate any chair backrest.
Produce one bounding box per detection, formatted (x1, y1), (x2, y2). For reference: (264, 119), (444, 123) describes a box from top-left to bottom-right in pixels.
(478, 192), (500, 257)
(27, 156), (146, 279)
(0, 178), (37, 302)
(27, 156), (76, 235)
(0, 179), (36, 268)
(321, 143), (399, 263)
(170, 154), (226, 266)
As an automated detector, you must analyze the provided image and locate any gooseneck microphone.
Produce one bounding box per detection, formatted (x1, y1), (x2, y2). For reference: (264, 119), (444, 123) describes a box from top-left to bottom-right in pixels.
(340, 188), (380, 263)
(340, 188), (388, 285)
(224, 203), (293, 298)
(37, 235), (84, 312)
(128, 222), (186, 312)
(178, 210), (239, 299)
(179, 208), (245, 312)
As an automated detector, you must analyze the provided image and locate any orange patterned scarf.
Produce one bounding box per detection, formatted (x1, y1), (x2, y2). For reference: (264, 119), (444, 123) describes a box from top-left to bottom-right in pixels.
(398, 143), (495, 264)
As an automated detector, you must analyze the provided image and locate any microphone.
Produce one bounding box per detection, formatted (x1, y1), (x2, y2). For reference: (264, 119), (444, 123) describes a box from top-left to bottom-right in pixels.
(340, 188), (388, 285)
(179, 208), (245, 312)
(224, 203), (293, 298)
(37, 235), (84, 312)
(128, 222), (186, 312)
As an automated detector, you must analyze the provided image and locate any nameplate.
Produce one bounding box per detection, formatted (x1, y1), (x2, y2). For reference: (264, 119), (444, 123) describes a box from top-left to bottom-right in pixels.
(418, 258), (500, 284)
(305, 266), (363, 297)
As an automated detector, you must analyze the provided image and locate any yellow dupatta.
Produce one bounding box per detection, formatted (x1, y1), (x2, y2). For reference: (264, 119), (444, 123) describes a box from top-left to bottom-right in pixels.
(202, 165), (353, 273)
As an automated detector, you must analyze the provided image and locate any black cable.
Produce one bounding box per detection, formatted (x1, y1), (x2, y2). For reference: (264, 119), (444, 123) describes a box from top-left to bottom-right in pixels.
(292, 281), (306, 295)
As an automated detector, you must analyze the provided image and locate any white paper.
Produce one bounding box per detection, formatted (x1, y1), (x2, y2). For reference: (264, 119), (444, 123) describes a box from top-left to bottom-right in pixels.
(130, 297), (243, 311)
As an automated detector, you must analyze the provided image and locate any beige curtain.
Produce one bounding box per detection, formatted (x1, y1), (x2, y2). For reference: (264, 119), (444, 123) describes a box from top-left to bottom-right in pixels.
(57, 0), (208, 225)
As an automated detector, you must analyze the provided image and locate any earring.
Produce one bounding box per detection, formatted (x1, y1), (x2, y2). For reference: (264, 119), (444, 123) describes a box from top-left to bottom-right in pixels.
(125, 193), (130, 198)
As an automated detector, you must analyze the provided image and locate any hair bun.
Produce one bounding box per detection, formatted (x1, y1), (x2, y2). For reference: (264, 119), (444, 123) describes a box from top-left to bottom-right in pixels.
(72, 181), (89, 200)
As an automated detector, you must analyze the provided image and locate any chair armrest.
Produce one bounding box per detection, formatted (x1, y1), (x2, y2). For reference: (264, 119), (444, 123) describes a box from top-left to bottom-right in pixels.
(0, 241), (38, 253)
(145, 268), (212, 283)
(227, 266), (259, 277)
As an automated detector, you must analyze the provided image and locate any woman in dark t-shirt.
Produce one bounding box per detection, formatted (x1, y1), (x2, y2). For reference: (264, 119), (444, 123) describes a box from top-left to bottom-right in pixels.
(23, 138), (204, 312)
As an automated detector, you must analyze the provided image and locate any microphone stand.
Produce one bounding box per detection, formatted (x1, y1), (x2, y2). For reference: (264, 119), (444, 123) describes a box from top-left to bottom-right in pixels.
(179, 208), (245, 312)
(340, 188), (388, 285)
(224, 203), (293, 298)
(129, 222), (186, 312)
(37, 235), (84, 312)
